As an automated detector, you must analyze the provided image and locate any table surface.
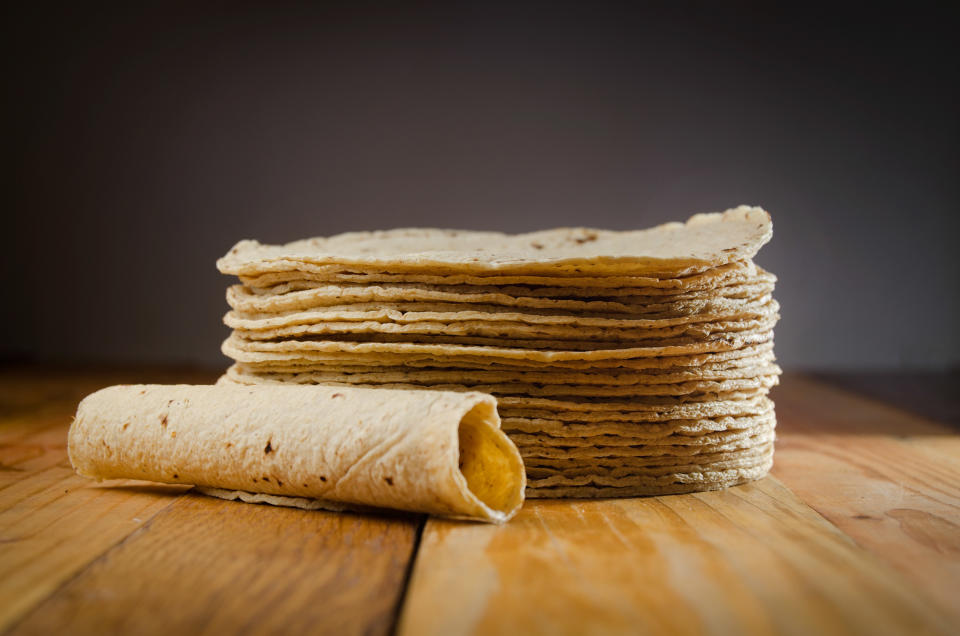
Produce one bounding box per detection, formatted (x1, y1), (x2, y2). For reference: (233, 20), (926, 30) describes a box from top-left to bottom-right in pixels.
(1, 365), (958, 635)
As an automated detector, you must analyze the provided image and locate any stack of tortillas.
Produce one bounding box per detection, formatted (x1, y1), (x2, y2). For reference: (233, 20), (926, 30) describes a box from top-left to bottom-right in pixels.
(217, 205), (781, 498)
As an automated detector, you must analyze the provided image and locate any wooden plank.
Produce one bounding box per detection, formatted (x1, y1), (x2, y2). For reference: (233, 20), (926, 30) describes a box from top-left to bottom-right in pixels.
(0, 366), (217, 630)
(0, 365), (218, 485)
(770, 374), (960, 623)
(398, 476), (953, 636)
(0, 416), (73, 491)
(7, 492), (421, 636)
(0, 366), (218, 488)
(0, 470), (189, 632)
(0, 408), (192, 631)
(0, 366), (421, 634)
(5, 366), (958, 634)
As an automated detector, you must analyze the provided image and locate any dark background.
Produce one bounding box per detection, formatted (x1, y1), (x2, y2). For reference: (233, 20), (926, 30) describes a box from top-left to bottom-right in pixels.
(6, 2), (958, 370)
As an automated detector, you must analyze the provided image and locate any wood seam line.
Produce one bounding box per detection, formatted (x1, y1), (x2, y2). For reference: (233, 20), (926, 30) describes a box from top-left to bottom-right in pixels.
(0, 487), (194, 636)
(388, 514), (428, 636)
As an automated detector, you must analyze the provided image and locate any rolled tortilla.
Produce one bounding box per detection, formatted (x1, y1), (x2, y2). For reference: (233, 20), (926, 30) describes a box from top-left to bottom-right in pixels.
(68, 384), (525, 523)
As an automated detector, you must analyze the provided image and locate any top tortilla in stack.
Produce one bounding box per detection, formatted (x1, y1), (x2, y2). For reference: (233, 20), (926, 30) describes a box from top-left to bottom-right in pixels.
(217, 205), (781, 498)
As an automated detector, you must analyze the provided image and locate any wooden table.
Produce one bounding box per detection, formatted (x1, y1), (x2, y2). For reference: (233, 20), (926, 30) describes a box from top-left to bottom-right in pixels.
(1, 365), (957, 635)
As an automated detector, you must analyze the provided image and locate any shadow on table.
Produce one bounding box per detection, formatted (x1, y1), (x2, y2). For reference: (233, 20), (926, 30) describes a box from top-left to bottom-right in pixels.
(93, 481), (423, 523)
(771, 371), (960, 436)
(813, 370), (960, 430)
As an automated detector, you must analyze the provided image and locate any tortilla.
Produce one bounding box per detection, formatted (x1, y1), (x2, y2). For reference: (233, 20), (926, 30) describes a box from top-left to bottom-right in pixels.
(497, 396), (774, 423)
(514, 426), (775, 459)
(524, 469), (768, 497)
(218, 367), (780, 398)
(229, 330), (775, 354)
(222, 329), (773, 362)
(225, 298), (777, 331)
(240, 268), (775, 301)
(238, 258), (761, 290)
(68, 384), (525, 523)
(525, 459), (773, 490)
(218, 207), (771, 277)
(220, 369), (772, 410)
(501, 410), (775, 438)
(523, 443), (774, 471)
(220, 341), (776, 371)
(213, 208), (780, 500)
(226, 278), (777, 315)
(227, 309), (778, 345)
(526, 445), (772, 475)
(223, 358), (778, 387)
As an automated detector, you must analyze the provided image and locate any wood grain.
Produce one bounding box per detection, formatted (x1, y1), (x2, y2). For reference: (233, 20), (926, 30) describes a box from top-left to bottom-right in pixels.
(0, 368), (204, 631)
(398, 476), (954, 636)
(3, 366), (959, 635)
(0, 474), (189, 632)
(771, 374), (960, 622)
(0, 366), (421, 636)
(8, 493), (421, 636)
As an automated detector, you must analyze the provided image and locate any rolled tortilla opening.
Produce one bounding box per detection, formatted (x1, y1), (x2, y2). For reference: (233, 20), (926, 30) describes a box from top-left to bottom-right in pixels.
(68, 384), (526, 523)
(455, 400), (526, 523)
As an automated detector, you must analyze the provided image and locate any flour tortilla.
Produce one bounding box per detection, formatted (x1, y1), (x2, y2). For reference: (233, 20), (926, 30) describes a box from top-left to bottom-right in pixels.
(525, 458), (773, 490)
(68, 384), (525, 523)
(514, 425), (775, 458)
(498, 396), (774, 423)
(223, 357), (778, 387)
(222, 328), (774, 363)
(194, 488), (360, 513)
(218, 366), (780, 398)
(244, 330), (773, 352)
(219, 369), (772, 411)
(495, 390), (773, 411)
(501, 410), (775, 438)
(240, 269), (775, 302)
(524, 469), (770, 497)
(221, 341), (776, 372)
(224, 297), (777, 330)
(227, 278), (777, 315)
(237, 258), (762, 290)
(228, 309), (779, 344)
(511, 419), (775, 451)
(218, 207), (771, 278)
(523, 442), (774, 471)
(525, 445), (773, 478)
(225, 354), (778, 382)
(238, 274), (776, 302)
(228, 328), (775, 352)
